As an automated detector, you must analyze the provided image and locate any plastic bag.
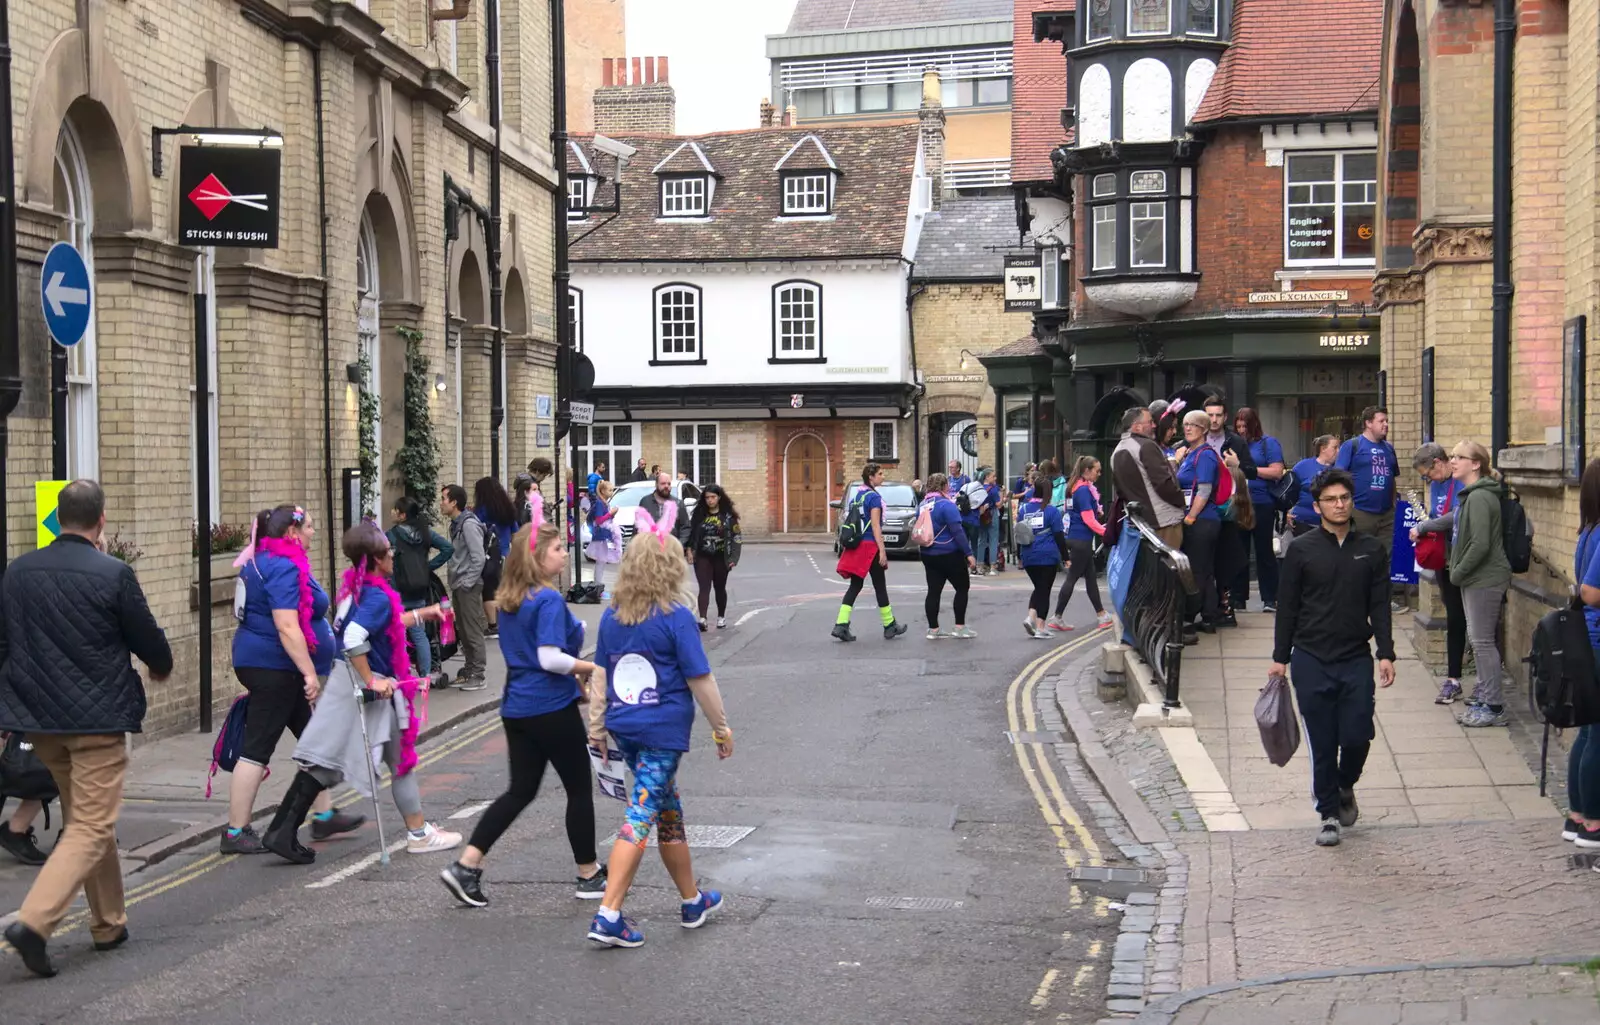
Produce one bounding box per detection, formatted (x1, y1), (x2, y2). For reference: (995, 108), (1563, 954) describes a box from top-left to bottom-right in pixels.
(1254, 673), (1301, 767)
(589, 743), (628, 802)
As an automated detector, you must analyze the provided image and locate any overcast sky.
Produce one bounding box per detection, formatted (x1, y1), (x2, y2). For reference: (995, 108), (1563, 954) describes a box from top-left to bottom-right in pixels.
(626, 0), (802, 134)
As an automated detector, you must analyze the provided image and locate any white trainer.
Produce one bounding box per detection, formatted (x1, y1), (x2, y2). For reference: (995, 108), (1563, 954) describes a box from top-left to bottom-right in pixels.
(406, 822), (463, 854)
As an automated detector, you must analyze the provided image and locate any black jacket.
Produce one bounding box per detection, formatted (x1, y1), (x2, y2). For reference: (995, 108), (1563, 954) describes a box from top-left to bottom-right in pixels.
(0, 535), (173, 734)
(639, 491), (692, 547)
(1273, 526), (1395, 664)
(1215, 431), (1259, 480)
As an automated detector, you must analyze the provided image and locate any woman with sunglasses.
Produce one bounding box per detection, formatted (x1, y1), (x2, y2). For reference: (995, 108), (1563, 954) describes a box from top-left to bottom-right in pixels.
(222, 505), (363, 855)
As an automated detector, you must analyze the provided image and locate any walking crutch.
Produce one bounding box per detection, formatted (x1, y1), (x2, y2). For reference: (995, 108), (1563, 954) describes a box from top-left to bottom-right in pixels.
(352, 671), (391, 866)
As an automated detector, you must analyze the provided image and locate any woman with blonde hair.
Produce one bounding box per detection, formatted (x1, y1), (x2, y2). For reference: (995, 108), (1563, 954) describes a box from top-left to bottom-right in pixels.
(586, 479), (622, 597)
(1175, 410), (1226, 631)
(440, 495), (607, 908)
(1441, 440), (1512, 727)
(585, 503), (733, 948)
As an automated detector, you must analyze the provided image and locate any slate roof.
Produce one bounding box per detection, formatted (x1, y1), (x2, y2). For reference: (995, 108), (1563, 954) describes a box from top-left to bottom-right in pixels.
(786, 0), (1011, 32)
(568, 124), (921, 263)
(1191, 0), (1383, 124)
(912, 197), (1021, 281)
(983, 334), (1046, 359)
(1012, 0), (1075, 182)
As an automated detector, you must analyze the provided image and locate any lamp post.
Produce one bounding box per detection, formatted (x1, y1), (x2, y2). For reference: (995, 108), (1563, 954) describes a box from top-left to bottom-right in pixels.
(0, 0), (24, 566)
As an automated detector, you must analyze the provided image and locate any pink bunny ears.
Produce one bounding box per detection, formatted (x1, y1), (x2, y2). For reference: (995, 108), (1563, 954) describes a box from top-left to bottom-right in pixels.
(633, 502), (678, 548)
(525, 491), (547, 552)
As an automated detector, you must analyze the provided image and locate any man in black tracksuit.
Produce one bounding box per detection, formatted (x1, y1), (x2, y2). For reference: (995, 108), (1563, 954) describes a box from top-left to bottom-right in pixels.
(1270, 468), (1396, 848)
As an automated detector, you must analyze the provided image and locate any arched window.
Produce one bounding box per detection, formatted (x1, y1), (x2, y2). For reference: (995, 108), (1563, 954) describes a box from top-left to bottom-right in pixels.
(1079, 65), (1113, 148)
(357, 211), (381, 516)
(1123, 59), (1174, 142)
(652, 283), (704, 365)
(53, 123), (98, 480)
(1184, 59), (1218, 124)
(771, 281), (823, 362)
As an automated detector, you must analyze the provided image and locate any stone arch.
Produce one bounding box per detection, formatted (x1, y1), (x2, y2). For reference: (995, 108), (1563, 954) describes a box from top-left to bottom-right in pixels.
(354, 147), (420, 302)
(174, 73), (258, 264)
(504, 270), (529, 335)
(1088, 386), (1149, 440)
(458, 251), (487, 326)
(1381, 0), (1423, 269)
(21, 28), (151, 232)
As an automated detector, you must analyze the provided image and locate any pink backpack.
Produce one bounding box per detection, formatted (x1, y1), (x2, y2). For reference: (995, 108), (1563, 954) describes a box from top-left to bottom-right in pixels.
(911, 500), (936, 547)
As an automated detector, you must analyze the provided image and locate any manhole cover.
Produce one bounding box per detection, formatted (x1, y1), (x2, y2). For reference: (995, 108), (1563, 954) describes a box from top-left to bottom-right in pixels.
(1072, 867), (1153, 884)
(1006, 730), (1066, 745)
(920, 661), (983, 676)
(865, 896), (964, 911)
(617, 825), (756, 849)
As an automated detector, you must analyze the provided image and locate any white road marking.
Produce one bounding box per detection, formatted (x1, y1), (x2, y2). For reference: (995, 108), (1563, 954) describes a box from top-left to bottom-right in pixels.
(305, 839), (408, 888)
(734, 607), (770, 628)
(448, 800), (492, 820)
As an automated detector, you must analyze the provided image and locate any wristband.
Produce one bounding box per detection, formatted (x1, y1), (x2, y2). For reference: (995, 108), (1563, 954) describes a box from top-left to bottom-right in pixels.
(712, 727), (733, 743)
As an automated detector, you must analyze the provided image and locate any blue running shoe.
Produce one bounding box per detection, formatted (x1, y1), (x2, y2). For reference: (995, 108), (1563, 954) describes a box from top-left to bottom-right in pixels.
(587, 912), (644, 948)
(681, 890), (724, 929)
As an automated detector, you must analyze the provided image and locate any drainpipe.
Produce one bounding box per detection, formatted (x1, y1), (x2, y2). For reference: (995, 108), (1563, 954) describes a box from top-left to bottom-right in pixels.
(1490, 0), (1515, 462)
(903, 259), (924, 477)
(550, 0), (572, 577)
(0, 0), (21, 565)
(487, 0), (505, 480)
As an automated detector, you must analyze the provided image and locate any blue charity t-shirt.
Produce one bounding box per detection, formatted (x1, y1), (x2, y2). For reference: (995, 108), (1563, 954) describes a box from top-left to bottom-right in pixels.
(501, 586), (585, 718)
(587, 472), (603, 494)
(1429, 478), (1458, 518)
(1290, 458), (1327, 526)
(1067, 484), (1101, 542)
(596, 604), (712, 752)
(1176, 448), (1222, 522)
(1247, 437), (1285, 507)
(1578, 528), (1600, 648)
(1336, 436), (1399, 514)
(232, 552), (337, 675)
(339, 585), (403, 678)
(1018, 500), (1066, 567)
(857, 487), (884, 537)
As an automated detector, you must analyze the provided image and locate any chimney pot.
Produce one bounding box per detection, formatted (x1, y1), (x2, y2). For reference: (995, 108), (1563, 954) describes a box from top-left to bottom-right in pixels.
(602, 58), (614, 87)
(921, 66), (943, 109)
(631, 57), (643, 87)
(658, 56), (670, 83)
(644, 57), (656, 84)
(783, 105), (797, 127)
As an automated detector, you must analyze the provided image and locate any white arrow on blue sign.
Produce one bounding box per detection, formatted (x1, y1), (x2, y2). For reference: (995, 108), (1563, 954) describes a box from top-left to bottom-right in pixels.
(40, 242), (92, 347)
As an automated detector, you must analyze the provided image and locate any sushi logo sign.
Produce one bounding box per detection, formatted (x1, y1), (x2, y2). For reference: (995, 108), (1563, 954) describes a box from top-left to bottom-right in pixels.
(178, 145), (282, 248)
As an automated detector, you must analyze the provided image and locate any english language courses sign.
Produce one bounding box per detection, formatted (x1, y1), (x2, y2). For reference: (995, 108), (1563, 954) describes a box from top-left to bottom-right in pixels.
(178, 146), (282, 248)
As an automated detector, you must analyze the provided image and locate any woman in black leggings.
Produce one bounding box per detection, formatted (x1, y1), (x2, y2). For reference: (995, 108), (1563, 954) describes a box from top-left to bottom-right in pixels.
(1016, 478), (1070, 638)
(919, 472), (978, 639)
(689, 484), (742, 631)
(832, 463), (909, 642)
(1051, 457), (1112, 631)
(440, 509), (605, 909)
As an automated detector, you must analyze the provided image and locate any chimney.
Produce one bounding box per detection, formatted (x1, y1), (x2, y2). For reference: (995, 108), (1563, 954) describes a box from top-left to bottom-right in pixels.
(601, 58), (615, 87)
(783, 104), (797, 127)
(759, 98), (777, 128)
(593, 56), (677, 135)
(918, 66), (946, 211)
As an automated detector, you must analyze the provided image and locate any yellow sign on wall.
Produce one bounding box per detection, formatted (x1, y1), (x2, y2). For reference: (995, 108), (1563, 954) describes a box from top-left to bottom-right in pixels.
(36, 481), (69, 549)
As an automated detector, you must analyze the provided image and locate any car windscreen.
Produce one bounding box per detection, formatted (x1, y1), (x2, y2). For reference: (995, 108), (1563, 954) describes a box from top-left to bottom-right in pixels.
(610, 486), (651, 508)
(847, 484), (916, 507)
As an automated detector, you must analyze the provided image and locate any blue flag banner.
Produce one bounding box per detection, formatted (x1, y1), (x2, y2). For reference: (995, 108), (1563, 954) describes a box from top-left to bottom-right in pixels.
(1391, 499), (1422, 585)
(1108, 524), (1142, 646)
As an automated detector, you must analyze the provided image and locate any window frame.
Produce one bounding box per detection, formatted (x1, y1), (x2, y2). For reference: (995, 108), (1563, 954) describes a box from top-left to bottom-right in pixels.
(568, 286), (584, 354)
(658, 174), (709, 218)
(566, 176), (591, 221)
(1187, 0), (1219, 36)
(54, 122), (99, 483)
(568, 423), (638, 489)
(1086, 0), (1114, 41)
(1040, 244), (1063, 309)
(1091, 205), (1118, 271)
(1129, 0), (1171, 35)
(781, 172), (832, 216)
(1283, 150), (1378, 268)
(651, 282), (706, 366)
(1130, 201), (1168, 268)
(672, 422), (720, 485)
(770, 279), (825, 364)
(869, 419), (899, 463)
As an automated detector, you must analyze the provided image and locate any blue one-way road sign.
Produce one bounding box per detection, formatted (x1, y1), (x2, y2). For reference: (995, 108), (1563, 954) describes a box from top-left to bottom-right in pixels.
(40, 242), (92, 347)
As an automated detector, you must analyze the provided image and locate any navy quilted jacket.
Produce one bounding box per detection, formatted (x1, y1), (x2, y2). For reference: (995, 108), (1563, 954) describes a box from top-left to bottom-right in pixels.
(0, 535), (173, 734)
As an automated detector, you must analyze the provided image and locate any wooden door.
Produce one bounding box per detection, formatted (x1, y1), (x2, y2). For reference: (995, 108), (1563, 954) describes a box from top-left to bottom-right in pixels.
(786, 435), (827, 532)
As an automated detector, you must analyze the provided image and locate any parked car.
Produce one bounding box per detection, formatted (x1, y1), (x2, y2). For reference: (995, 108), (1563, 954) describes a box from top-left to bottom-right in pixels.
(603, 479), (701, 555)
(830, 480), (919, 556)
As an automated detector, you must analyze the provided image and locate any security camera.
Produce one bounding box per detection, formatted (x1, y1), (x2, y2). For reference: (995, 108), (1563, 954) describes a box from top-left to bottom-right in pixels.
(590, 134), (637, 162)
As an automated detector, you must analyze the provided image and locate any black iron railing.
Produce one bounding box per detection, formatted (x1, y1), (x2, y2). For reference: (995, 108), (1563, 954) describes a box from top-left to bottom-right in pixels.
(1121, 505), (1199, 708)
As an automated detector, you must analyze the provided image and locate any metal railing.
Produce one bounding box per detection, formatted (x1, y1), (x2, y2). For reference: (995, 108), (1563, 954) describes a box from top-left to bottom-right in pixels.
(944, 158), (1012, 190)
(1121, 504), (1200, 708)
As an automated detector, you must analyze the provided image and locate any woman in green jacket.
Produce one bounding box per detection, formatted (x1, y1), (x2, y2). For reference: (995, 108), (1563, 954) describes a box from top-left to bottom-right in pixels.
(1444, 440), (1511, 727)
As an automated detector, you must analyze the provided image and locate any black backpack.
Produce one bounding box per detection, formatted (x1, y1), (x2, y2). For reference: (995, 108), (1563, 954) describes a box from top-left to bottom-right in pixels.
(1265, 469), (1302, 514)
(1501, 486), (1533, 574)
(1527, 600), (1600, 729)
(837, 493), (867, 550)
(0, 733), (58, 823)
(391, 528), (431, 600)
(956, 488), (973, 515)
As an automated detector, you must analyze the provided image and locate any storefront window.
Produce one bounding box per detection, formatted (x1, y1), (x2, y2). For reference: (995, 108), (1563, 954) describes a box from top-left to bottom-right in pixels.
(1285, 152), (1377, 266)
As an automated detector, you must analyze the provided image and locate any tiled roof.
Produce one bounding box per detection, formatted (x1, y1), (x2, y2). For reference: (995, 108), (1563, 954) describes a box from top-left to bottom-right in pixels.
(1191, 0), (1383, 124)
(912, 197), (1021, 280)
(983, 334), (1045, 359)
(568, 124), (920, 263)
(652, 141), (718, 175)
(786, 0), (1011, 32)
(1012, 0), (1073, 182)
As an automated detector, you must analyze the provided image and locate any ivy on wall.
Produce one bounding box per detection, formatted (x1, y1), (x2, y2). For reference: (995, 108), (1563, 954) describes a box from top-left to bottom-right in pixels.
(396, 326), (441, 505)
(357, 348), (379, 515)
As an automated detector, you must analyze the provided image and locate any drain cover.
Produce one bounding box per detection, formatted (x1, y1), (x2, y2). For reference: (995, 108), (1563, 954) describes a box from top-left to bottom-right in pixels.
(618, 825), (756, 849)
(1071, 866), (1153, 884)
(1006, 730), (1066, 745)
(865, 896), (964, 911)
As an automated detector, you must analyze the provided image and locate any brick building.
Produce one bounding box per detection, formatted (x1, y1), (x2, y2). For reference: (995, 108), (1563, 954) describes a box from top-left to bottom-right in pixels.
(1374, 0), (1593, 686)
(564, 0), (627, 133)
(594, 56), (676, 136)
(987, 0), (1384, 471)
(6, 0), (564, 736)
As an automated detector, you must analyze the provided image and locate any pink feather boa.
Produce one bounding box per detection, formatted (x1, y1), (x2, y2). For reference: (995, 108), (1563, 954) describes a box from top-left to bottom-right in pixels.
(337, 566), (425, 777)
(256, 536), (319, 654)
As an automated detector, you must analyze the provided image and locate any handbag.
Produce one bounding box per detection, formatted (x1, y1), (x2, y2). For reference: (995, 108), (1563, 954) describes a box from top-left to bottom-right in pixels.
(0, 733), (59, 804)
(1414, 481), (1456, 572)
(1254, 673), (1301, 768)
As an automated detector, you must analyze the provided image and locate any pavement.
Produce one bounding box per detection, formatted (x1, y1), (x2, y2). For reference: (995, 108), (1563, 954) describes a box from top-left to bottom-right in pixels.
(0, 544), (1130, 1024)
(1056, 607), (1600, 1024)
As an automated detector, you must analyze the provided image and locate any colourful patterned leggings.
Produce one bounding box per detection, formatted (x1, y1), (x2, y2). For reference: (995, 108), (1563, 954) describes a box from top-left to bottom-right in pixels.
(617, 743), (686, 847)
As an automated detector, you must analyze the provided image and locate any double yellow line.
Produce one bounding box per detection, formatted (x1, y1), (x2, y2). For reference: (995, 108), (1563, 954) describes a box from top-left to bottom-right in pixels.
(5, 714), (504, 949)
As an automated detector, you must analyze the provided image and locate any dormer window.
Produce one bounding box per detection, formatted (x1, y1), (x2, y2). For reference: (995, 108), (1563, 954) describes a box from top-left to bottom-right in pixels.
(660, 176), (708, 217)
(567, 176), (593, 221)
(782, 173), (831, 215)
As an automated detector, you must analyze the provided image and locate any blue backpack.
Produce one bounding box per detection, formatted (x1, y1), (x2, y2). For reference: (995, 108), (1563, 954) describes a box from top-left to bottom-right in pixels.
(206, 695), (266, 799)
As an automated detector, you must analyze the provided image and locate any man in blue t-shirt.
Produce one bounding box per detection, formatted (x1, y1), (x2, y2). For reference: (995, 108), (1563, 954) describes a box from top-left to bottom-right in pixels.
(946, 460), (970, 495)
(586, 462), (607, 496)
(1334, 406), (1400, 565)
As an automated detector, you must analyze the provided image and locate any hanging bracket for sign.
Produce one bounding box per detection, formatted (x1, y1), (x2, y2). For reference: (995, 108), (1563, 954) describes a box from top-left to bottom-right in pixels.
(151, 125), (283, 179)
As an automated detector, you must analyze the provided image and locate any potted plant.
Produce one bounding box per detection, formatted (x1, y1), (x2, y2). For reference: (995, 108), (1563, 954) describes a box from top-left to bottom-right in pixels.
(192, 521), (251, 609)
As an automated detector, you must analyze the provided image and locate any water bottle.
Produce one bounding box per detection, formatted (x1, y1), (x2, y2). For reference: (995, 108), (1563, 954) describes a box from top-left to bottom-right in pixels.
(438, 595), (456, 646)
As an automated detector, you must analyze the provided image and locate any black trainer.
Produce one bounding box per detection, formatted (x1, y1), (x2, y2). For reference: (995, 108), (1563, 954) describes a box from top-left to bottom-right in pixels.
(0, 823), (47, 866)
(219, 825), (267, 855)
(831, 623), (856, 642)
(1337, 787), (1359, 828)
(575, 864), (608, 900)
(4, 921), (55, 977)
(310, 807), (367, 841)
(883, 620), (908, 640)
(441, 861), (488, 907)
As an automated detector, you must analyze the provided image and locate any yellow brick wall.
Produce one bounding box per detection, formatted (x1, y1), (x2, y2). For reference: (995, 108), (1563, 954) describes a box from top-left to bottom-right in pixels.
(913, 282), (1032, 478)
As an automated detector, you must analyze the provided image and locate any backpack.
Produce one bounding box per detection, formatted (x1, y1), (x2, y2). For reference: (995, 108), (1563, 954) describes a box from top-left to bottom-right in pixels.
(391, 528), (431, 599)
(837, 492), (867, 551)
(481, 519), (505, 578)
(1501, 486), (1533, 574)
(1265, 468), (1302, 514)
(956, 488), (972, 515)
(206, 694), (265, 799)
(911, 500), (936, 547)
(1527, 600), (1600, 729)
(1014, 507), (1043, 549)
(959, 480), (987, 518)
(1211, 450), (1234, 514)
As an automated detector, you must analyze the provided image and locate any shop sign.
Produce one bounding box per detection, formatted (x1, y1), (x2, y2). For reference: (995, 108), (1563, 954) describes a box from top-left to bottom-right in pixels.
(178, 145), (282, 248)
(1248, 290), (1350, 304)
(1003, 255), (1042, 312)
(1319, 333), (1372, 349)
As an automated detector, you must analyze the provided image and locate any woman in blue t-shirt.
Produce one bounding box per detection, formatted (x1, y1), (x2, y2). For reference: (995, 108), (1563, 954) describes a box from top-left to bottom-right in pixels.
(919, 471), (977, 640)
(223, 504), (362, 854)
(584, 502), (733, 948)
(1175, 410), (1225, 630)
(1231, 408), (1287, 613)
(1287, 435), (1340, 538)
(832, 463), (909, 642)
(442, 505), (608, 908)
(1566, 460), (1600, 847)
(1016, 488), (1069, 638)
(1409, 442), (1467, 705)
(1050, 456), (1112, 632)
(474, 476), (519, 637)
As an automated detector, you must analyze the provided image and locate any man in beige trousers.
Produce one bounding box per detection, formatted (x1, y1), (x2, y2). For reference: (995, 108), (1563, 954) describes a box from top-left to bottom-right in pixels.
(0, 480), (172, 977)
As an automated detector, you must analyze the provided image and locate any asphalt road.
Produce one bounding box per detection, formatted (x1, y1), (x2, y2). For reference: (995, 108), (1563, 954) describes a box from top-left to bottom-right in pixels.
(0, 545), (1122, 1025)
